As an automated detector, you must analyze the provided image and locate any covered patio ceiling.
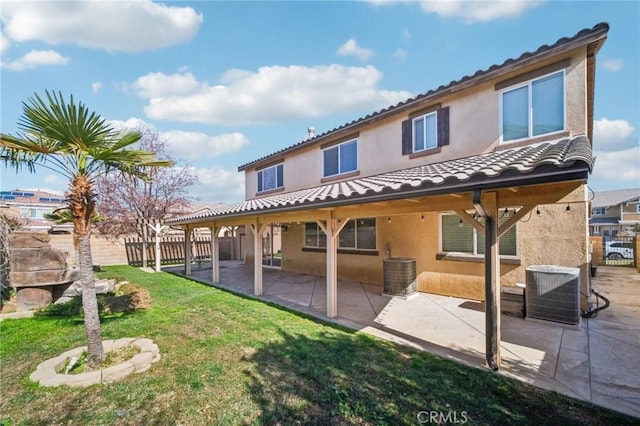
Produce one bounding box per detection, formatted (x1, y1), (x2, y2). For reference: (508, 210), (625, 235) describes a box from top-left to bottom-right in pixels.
(165, 135), (594, 371)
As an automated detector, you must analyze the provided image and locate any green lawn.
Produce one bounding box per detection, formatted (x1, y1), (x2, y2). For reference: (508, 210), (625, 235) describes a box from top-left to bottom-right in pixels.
(0, 266), (635, 425)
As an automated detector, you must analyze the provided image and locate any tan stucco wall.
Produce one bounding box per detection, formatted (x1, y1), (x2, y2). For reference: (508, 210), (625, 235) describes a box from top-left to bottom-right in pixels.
(245, 47), (589, 199)
(48, 235), (129, 266)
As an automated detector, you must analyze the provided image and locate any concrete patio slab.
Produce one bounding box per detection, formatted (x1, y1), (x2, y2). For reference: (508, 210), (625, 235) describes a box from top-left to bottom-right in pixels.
(166, 262), (639, 418)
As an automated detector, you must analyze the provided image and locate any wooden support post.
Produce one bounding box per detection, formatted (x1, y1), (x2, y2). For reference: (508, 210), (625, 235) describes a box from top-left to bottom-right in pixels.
(483, 192), (501, 370)
(249, 221), (268, 296)
(210, 226), (220, 284)
(230, 226), (236, 260)
(184, 227), (192, 276)
(141, 221), (148, 268)
(317, 215), (349, 318)
(147, 221), (166, 273)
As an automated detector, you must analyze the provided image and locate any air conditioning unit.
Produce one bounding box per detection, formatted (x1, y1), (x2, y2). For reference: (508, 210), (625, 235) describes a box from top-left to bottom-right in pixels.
(383, 257), (417, 298)
(525, 265), (581, 326)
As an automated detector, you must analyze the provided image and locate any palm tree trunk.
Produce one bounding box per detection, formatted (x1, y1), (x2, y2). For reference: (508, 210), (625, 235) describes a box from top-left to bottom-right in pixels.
(69, 175), (104, 368)
(79, 233), (104, 368)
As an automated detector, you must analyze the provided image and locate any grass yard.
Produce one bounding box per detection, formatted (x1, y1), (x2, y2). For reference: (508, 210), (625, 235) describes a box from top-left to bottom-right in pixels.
(0, 266), (636, 425)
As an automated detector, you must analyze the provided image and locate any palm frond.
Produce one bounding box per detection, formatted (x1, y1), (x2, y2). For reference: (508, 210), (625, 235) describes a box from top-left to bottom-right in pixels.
(2, 89), (172, 183)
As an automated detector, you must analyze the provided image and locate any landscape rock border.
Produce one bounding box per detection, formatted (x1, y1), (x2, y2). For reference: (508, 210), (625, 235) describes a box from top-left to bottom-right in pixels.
(30, 338), (160, 387)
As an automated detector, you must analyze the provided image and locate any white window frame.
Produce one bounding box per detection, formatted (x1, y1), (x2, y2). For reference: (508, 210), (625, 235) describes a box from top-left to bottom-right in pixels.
(499, 70), (566, 143)
(20, 207), (53, 219)
(304, 222), (325, 249)
(322, 139), (358, 178)
(636, 204), (640, 214)
(412, 111), (438, 152)
(303, 218), (376, 251)
(257, 163), (283, 193)
(439, 212), (518, 257)
(592, 207), (605, 215)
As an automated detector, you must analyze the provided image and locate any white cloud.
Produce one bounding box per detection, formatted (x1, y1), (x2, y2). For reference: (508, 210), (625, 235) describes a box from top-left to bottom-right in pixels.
(190, 166), (245, 203)
(108, 117), (247, 161)
(402, 29), (411, 40)
(369, 0), (539, 21)
(602, 59), (623, 71)
(337, 38), (375, 61)
(109, 117), (156, 132)
(591, 146), (640, 185)
(1, 49), (68, 71)
(420, 0), (540, 22)
(393, 48), (408, 59)
(91, 81), (103, 93)
(0, 32), (9, 53)
(163, 131), (250, 159)
(132, 72), (203, 98)
(136, 66), (412, 125)
(44, 174), (66, 188)
(368, 0), (539, 22)
(1, 1), (203, 53)
(593, 118), (636, 151)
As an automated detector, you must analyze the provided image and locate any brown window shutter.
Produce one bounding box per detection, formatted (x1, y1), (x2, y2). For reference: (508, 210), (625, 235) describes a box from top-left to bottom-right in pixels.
(402, 119), (412, 155)
(437, 106), (450, 147)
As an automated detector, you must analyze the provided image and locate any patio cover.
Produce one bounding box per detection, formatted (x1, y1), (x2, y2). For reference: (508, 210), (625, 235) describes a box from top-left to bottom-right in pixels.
(166, 135), (593, 370)
(168, 136), (592, 225)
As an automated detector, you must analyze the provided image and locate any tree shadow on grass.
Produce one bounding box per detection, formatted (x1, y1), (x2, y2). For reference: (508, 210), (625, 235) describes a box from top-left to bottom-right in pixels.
(242, 327), (635, 426)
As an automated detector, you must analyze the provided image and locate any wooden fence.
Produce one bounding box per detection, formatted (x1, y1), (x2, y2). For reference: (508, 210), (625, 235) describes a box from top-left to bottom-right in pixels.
(124, 236), (234, 266)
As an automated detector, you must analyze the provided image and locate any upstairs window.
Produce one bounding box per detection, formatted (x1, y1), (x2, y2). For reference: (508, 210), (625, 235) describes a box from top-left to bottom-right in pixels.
(592, 207), (605, 215)
(636, 204), (640, 213)
(257, 163), (283, 193)
(402, 106), (449, 156)
(413, 112), (437, 152)
(20, 207), (54, 219)
(501, 71), (564, 142)
(323, 139), (357, 178)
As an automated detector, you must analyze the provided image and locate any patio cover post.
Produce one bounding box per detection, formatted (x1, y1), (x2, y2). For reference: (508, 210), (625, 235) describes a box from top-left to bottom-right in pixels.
(483, 192), (501, 370)
(230, 226), (236, 260)
(210, 225), (220, 284)
(317, 216), (349, 318)
(184, 227), (192, 276)
(249, 221), (268, 296)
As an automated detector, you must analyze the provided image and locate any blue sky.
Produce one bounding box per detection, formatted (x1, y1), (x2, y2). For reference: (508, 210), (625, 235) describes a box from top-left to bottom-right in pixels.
(1, 0), (638, 204)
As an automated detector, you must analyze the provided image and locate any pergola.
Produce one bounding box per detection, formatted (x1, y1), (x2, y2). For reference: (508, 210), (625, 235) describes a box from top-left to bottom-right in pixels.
(166, 136), (593, 370)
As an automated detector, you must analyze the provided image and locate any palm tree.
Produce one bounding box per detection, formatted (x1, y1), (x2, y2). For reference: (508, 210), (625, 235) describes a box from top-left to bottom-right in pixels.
(1, 91), (171, 368)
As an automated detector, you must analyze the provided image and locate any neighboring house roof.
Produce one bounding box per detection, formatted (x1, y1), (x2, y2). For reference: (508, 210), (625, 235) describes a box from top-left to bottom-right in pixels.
(591, 188), (640, 208)
(589, 217), (621, 225)
(169, 136), (592, 224)
(238, 22), (609, 172)
(0, 189), (69, 230)
(0, 189), (67, 204)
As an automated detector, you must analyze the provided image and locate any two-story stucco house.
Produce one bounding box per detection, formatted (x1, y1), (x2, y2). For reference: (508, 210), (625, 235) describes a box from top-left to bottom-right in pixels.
(0, 189), (70, 233)
(589, 188), (640, 238)
(168, 23), (609, 369)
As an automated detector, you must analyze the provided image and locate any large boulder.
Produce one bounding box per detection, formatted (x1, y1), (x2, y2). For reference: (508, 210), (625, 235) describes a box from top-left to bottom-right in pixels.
(53, 278), (116, 305)
(9, 232), (79, 311)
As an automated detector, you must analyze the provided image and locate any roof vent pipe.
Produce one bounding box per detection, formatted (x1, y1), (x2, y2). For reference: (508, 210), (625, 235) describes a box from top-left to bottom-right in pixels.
(307, 127), (316, 139)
